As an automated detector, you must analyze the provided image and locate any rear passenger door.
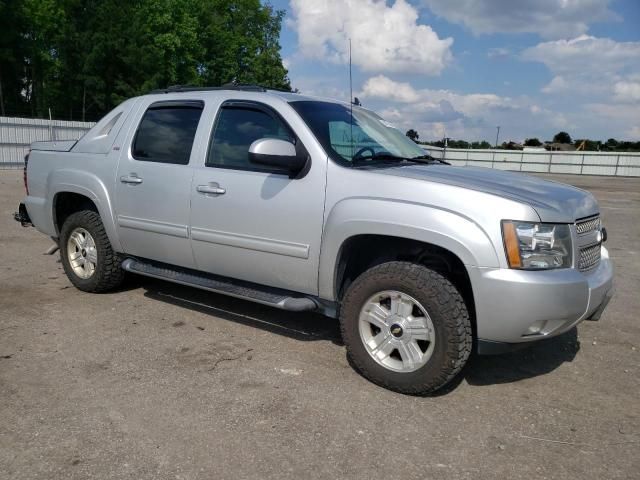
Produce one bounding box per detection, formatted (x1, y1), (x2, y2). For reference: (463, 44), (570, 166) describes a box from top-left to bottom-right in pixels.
(115, 99), (205, 268)
(189, 100), (327, 295)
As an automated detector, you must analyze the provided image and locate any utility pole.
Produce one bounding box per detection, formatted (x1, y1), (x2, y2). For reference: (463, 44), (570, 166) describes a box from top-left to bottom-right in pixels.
(349, 38), (354, 158)
(495, 126), (501, 148)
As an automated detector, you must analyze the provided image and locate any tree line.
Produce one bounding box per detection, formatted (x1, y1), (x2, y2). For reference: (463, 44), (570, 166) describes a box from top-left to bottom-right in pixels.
(0, 0), (291, 121)
(523, 132), (640, 152)
(407, 129), (640, 151)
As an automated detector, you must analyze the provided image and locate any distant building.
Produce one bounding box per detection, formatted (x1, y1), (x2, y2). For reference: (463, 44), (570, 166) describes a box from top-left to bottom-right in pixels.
(544, 142), (576, 152)
(502, 141), (523, 150)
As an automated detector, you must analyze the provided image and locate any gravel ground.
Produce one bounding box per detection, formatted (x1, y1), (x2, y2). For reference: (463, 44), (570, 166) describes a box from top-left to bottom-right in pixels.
(1, 170), (638, 480)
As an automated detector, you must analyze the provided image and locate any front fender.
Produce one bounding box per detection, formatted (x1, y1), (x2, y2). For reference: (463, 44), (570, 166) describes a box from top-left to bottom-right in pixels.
(47, 169), (122, 252)
(318, 198), (500, 300)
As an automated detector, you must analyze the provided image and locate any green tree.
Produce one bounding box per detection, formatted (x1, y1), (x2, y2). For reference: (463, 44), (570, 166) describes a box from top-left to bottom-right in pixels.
(553, 131), (572, 144)
(0, 0), (291, 120)
(449, 139), (469, 149)
(0, 0), (27, 115)
(524, 138), (542, 147)
(406, 129), (419, 142)
(605, 138), (619, 149)
(196, 0), (290, 90)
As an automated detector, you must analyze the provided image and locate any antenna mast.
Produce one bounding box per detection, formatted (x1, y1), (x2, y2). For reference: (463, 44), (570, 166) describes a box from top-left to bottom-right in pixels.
(349, 38), (354, 158)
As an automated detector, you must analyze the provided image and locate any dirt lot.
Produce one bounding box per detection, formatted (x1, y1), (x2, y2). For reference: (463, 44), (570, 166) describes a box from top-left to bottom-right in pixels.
(1, 170), (638, 479)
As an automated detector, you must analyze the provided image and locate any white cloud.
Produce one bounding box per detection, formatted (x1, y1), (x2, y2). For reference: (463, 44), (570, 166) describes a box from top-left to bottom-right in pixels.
(423, 0), (617, 39)
(586, 103), (640, 123)
(522, 35), (640, 74)
(359, 75), (563, 141)
(291, 75), (349, 101)
(288, 0), (453, 75)
(360, 75), (420, 102)
(627, 126), (640, 139)
(361, 75), (513, 117)
(613, 81), (640, 103)
(487, 47), (510, 59)
(523, 36), (640, 102)
(541, 76), (568, 93)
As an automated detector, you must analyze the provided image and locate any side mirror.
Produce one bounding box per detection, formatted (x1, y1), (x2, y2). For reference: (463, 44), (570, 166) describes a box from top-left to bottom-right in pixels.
(248, 138), (306, 177)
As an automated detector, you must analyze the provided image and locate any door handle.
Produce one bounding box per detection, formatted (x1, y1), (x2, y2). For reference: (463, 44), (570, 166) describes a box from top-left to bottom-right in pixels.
(120, 174), (143, 185)
(197, 184), (226, 195)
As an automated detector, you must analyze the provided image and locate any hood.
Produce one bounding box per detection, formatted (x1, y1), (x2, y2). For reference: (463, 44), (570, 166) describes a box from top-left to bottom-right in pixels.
(374, 164), (598, 223)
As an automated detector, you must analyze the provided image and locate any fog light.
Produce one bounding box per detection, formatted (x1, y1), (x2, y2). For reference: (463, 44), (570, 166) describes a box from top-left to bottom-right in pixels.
(524, 320), (547, 336)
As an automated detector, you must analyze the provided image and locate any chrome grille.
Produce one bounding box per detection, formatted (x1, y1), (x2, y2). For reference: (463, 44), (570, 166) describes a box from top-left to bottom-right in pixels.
(576, 216), (600, 235)
(579, 243), (601, 271)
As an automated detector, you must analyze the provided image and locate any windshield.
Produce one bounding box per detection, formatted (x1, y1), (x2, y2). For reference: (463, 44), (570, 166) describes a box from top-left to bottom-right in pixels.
(290, 100), (426, 166)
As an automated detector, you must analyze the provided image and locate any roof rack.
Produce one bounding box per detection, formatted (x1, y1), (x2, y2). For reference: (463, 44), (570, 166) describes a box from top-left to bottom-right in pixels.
(149, 83), (293, 94)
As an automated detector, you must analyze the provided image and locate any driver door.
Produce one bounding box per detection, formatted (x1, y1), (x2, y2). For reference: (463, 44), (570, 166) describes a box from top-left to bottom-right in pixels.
(189, 100), (326, 295)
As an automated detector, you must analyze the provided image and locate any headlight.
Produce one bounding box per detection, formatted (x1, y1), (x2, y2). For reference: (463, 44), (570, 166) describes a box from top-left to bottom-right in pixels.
(502, 220), (572, 269)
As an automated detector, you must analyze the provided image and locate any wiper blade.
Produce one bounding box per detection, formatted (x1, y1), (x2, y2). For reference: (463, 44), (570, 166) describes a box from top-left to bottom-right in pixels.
(351, 152), (450, 167)
(408, 154), (450, 165)
(351, 153), (407, 165)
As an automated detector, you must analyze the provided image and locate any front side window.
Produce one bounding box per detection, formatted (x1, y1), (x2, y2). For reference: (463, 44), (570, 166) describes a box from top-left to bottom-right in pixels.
(290, 101), (425, 167)
(207, 105), (294, 170)
(132, 102), (203, 165)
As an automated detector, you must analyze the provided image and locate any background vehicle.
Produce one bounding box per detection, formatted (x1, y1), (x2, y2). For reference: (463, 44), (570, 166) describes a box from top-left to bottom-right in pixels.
(16, 85), (614, 394)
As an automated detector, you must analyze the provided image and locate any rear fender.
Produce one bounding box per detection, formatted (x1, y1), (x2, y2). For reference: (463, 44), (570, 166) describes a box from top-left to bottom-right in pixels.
(47, 169), (122, 251)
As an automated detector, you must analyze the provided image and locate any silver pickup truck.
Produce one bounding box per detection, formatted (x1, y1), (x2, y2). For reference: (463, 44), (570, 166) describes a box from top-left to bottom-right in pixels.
(15, 85), (614, 394)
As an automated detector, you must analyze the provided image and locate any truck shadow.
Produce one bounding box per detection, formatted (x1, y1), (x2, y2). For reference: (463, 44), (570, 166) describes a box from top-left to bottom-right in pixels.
(463, 328), (580, 387)
(141, 278), (343, 343)
(140, 278), (580, 392)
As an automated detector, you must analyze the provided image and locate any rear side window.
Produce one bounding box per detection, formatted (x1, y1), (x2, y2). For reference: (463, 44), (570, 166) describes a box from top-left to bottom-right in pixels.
(207, 106), (294, 170)
(132, 101), (203, 165)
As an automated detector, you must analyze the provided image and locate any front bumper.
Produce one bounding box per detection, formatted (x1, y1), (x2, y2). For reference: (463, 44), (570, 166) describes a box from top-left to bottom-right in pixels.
(469, 246), (614, 349)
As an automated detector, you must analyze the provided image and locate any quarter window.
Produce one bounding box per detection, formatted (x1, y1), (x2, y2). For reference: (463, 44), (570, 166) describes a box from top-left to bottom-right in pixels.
(207, 106), (294, 170)
(132, 102), (203, 165)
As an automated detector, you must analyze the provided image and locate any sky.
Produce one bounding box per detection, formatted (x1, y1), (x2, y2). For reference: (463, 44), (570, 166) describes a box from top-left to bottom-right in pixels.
(269, 0), (640, 143)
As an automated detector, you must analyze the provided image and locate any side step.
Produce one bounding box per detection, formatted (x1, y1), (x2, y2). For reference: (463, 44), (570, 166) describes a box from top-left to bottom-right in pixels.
(121, 258), (318, 312)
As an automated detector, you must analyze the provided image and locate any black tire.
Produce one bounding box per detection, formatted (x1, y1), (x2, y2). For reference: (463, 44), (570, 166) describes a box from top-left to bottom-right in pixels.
(59, 210), (125, 293)
(340, 261), (472, 395)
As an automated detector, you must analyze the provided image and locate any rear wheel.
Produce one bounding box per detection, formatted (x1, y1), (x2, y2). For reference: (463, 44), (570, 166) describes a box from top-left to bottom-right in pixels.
(340, 261), (472, 395)
(60, 210), (125, 292)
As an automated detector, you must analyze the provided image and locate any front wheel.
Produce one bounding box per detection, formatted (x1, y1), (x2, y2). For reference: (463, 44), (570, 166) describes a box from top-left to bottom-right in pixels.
(59, 210), (125, 293)
(340, 262), (472, 395)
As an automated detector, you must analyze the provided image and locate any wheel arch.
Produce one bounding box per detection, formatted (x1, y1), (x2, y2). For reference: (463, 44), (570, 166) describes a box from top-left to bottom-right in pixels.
(318, 198), (499, 302)
(48, 169), (122, 251)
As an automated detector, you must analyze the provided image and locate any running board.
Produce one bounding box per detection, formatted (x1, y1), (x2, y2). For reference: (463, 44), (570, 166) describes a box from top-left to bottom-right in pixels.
(121, 258), (318, 312)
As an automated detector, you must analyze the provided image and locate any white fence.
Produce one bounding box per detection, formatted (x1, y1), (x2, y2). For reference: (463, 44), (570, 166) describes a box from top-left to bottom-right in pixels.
(0, 116), (95, 168)
(423, 145), (640, 177)
(2, 116), (639, 176)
